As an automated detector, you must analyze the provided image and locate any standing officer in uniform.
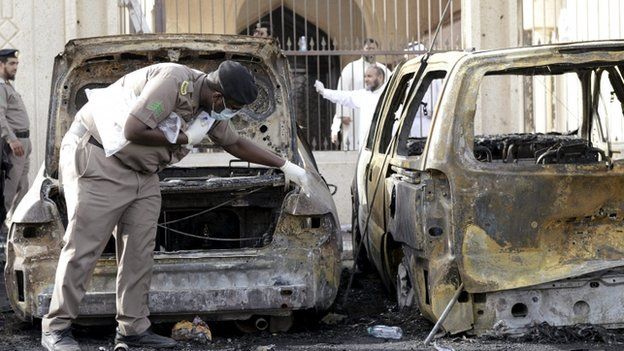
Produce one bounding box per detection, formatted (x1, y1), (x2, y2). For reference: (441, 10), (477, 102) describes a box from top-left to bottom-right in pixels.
(41, 60), (310, 351)
(0, 48), (31, 227)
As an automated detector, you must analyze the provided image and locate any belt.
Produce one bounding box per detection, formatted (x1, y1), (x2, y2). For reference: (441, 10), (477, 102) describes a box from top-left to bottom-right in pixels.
(88, 136), (103, 149)
(14, 130), (29, 138)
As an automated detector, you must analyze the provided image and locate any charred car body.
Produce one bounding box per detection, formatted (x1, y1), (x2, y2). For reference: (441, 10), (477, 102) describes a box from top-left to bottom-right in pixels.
(352, 41), (624, 334)
(4, 35), (341, 329)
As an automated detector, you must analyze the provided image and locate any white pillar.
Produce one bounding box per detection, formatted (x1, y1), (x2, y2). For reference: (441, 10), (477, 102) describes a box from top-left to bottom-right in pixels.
(461, 0), (524, 134)
(2, 0), (122, 181)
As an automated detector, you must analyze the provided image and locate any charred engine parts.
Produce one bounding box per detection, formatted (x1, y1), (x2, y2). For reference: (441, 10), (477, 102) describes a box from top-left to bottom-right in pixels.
(406, 137), (427, 156)
(155, 184), (281, 251)
(474, 133), (610, 166)
(535, 141), (609, 166)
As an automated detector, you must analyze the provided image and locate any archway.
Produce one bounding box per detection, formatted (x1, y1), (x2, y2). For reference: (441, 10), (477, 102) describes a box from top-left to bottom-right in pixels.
(240, 7), (344, 149)
(235, 1), (368, 150)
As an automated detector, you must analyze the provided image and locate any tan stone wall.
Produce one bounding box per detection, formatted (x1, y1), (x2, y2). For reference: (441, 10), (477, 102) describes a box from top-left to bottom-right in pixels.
(1, 0), (120, 181)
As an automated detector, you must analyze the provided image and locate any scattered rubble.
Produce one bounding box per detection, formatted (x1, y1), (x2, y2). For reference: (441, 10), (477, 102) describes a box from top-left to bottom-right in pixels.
(171, 316), (212, 344)
(433, 341), (455, 351)
(321, 313), (347, 325)
(484, 322), (624, 345)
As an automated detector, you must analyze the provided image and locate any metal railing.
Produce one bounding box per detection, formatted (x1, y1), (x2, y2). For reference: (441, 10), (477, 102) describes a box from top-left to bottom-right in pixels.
(118, 1), (624, 151)
(119, 0), (462, 151)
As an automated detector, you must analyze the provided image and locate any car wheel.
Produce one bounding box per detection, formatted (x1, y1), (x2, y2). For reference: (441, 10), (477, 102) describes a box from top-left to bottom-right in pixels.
(396, 256), (415, 310)
(0, 259), (10, 312)
(351, 197), (373, 273)
(381, 234), (403, 294)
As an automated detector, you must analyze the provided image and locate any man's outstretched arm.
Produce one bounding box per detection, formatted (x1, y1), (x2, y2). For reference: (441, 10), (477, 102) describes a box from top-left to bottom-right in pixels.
(222, 137), (285, 167)
(314, 80), (364, 109)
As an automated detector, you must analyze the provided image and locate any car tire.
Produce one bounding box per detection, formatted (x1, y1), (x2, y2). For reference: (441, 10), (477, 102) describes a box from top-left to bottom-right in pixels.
(0, 264), (10, 312)
(380, 234), (403, 295)
(351, 197), (373, 273)
(396, 255), (415, 310)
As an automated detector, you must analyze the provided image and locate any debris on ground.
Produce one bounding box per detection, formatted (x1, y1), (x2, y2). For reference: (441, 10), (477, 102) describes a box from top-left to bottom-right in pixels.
(321, 313), (347, 325)
(433, 341), (455, 351)
(484, 322), (624, 344)
(171, 316), (212, 344)
(255, 345), (275, 351)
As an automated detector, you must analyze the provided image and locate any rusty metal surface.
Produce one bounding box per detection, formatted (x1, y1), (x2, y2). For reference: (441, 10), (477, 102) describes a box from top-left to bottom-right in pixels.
(435, 42), (624, 295)
(6, 207), (340, 322)
(356, 40), (624, 335)
(472, 269), (624, 335)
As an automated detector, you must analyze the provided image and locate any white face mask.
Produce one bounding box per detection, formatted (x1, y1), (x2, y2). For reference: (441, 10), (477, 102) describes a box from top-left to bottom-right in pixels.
(210, 98), (240, 121)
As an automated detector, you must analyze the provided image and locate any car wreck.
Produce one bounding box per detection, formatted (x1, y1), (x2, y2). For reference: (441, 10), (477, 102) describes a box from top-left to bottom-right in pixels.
(3, 34), (341, 331)
(352, 40), (624, 335)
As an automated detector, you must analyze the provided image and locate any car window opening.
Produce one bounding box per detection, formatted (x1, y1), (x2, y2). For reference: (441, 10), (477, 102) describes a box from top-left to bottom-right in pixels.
(473, 64), (624, 166)
(397, 70), (447, 157)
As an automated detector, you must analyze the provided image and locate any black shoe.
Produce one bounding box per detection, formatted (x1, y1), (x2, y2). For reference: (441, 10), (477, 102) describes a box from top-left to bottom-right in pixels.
(115, 328), (177, 349)
(41, 328), (81, 351)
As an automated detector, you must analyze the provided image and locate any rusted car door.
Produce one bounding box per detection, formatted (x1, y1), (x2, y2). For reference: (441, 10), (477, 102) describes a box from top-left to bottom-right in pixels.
(384, 64), (475, 330)
(364, 68), (418, 282)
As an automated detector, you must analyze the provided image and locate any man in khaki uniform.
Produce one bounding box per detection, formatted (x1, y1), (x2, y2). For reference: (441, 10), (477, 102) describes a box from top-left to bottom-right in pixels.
(0, 49), (31, 227)
(41, 61), (310, 351)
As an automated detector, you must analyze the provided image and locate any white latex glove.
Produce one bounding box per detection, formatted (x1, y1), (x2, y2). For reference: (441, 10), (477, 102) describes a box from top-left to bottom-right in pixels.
(314, 80), (325, 94)
(184, 111), (213, 147)
(280, 160), (311, 196)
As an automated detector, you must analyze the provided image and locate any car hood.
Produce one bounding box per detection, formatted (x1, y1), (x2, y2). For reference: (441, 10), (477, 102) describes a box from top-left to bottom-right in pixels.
(45, 34), (295, 177)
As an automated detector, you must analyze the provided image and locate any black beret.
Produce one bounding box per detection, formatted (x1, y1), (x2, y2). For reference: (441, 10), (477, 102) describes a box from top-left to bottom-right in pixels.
(216, 61), (258, 105)
(0, 49), (18, 58)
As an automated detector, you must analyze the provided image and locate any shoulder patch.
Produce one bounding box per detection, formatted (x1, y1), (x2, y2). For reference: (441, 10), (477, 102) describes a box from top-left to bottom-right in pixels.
(147, 100), (164, 117)
(180, 81), (189, 96)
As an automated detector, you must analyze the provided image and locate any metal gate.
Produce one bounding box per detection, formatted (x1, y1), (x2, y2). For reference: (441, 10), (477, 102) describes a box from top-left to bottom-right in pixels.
(119, 0), (462, 150)
(118, 1), (624, 151)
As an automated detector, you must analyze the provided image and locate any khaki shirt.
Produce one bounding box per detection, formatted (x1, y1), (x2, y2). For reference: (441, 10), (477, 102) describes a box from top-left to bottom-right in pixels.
(0, 78), (30, 141)
(79, 63), (239, 174)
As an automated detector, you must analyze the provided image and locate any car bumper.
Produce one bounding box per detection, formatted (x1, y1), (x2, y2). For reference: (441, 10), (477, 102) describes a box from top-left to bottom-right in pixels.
(7, 223), (341, 322)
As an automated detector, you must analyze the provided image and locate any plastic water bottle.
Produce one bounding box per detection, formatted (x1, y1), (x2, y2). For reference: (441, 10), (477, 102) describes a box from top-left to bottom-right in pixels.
(367, 325), (403, 339)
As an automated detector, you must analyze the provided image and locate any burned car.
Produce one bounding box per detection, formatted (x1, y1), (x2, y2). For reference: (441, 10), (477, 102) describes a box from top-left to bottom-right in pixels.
(4, 34), (341, 330)
(352, 41), (624, 335)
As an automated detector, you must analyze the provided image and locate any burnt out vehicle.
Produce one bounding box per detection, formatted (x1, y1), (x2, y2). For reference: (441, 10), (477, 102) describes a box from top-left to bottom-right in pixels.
(352, 41), (624, 335)
(3, 35), (341, 330)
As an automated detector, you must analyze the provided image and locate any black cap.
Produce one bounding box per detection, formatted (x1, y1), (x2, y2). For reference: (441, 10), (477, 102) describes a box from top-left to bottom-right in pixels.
(212, 61), (258, 105)
(0, 49), (18, 58)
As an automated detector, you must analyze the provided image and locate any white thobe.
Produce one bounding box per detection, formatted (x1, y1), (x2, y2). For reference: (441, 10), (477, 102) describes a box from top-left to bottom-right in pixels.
(332, 58), (391, 150)
(409, 78), (442, 138)
(323, 86), (384, 151)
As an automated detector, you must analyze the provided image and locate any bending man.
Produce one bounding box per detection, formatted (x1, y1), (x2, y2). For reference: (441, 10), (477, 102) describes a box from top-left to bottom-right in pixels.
(41, 61), (309, 351)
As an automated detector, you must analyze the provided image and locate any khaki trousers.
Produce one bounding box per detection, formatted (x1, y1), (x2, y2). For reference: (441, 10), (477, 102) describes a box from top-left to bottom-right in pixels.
(42, 131), (161, 336)
(4, 137), (31, 217)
